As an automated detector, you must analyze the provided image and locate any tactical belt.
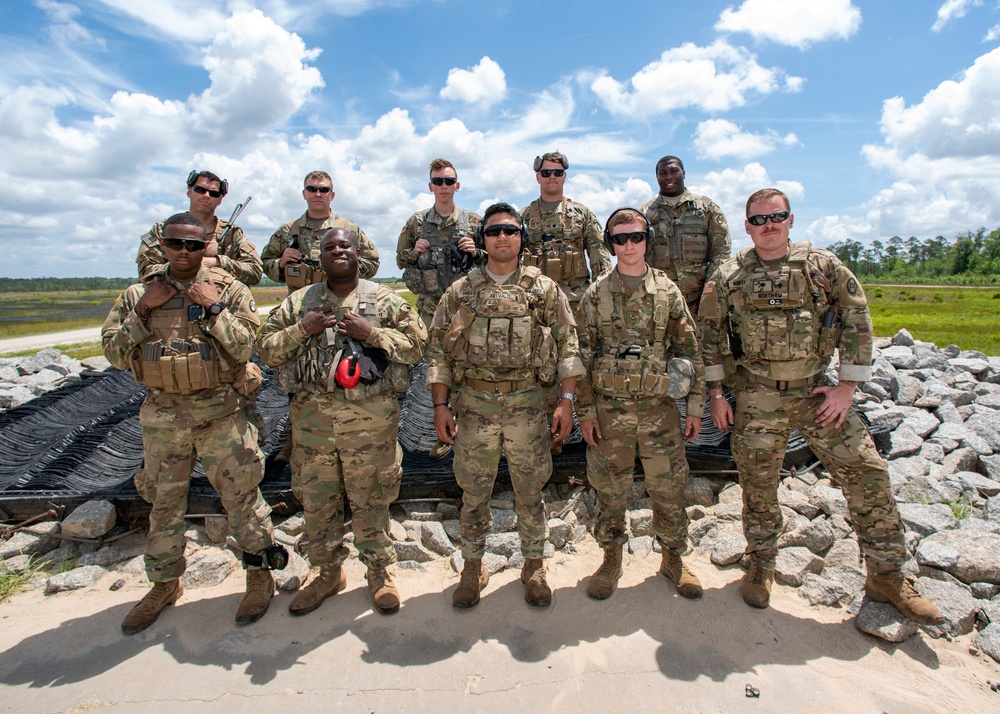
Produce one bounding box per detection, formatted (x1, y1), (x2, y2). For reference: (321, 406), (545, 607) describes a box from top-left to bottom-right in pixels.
(464, 377), (536, 394)
(738, 367), (822, 392)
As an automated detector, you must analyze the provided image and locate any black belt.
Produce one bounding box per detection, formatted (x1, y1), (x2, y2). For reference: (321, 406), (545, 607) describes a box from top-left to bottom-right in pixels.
(738, 367), (822, 391)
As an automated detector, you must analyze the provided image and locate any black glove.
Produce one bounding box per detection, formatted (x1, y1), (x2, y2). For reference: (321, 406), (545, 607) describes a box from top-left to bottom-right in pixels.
(357, 345), (390, 385)
(450, 242), (475, 273)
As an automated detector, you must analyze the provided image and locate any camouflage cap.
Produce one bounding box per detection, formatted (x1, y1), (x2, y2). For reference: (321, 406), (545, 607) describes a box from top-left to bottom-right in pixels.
(664, 357), (695, 399)
(533, 153), (569, 171)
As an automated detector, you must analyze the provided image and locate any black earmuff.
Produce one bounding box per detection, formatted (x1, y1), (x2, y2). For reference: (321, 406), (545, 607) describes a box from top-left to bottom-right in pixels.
(186, 170), (229, 196)
(603, 207), (652, 252)
(475, 215), (529, 254)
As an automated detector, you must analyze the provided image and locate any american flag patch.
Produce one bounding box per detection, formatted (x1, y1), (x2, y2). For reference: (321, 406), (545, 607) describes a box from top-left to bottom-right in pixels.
(703, 282), (715, 294)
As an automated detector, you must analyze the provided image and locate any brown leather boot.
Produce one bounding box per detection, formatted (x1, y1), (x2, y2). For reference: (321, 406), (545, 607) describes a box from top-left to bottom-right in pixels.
(367, 564), (400, 615)
(235, 568), (274, 625)
(453, 558), (489, 608)
(865, 574), (945, 625)
(660, 550), (703, 599)
(586, 546), (623, 600)
(741, 560), (774, 609)
(121, 579), (183, 634)
(521, 558), (552, 607)
(288, 565), (347, 616)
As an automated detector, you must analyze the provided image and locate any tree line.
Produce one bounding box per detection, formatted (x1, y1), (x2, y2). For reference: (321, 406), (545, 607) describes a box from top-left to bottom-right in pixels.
(828, 227), (1000, 285)
(0, 275), (405, 293)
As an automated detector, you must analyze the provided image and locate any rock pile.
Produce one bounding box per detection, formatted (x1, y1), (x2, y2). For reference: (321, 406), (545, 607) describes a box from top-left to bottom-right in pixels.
(1, 329), (1000, 662)
(0, 348), (110, 409)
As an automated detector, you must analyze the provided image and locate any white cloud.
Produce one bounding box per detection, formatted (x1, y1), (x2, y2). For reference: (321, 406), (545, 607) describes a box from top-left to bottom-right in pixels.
(693, 119), (800, 160)
(439, 57), (507, 106)
(716, 0), (862, 49)
(932, 0), (983, 31)
(588, 40), (803, 117)
(988, 23), (1000, 41)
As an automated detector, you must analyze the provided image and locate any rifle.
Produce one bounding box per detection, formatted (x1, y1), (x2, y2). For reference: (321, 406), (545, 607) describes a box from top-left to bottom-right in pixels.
(215, 196), (252, 255)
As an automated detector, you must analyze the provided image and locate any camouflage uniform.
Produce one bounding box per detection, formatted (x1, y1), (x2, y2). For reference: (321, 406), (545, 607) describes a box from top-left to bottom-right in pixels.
(427, 266), (584, 560)
(395, 206), (483, 325)
(699, 241), (906, 575)
(519, 198), (612, 310)
(101, 265), (274, 582)
(257, 281), (426, 568)
(577, 268), (705, 553)
(137, 219), (263, 286)
(261, 212), (380, 291)
(641, 189), (730, 315)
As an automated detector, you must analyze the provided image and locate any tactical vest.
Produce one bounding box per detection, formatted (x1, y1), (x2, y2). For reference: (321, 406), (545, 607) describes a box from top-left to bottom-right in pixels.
(521, 200), (590, 282)
(646, 197), (712, 290)
(728, 241), (840, 362)
(401, 208), (473, 300)
(276, 280), (411, 399)
(589, 272), (679, 399)
(440, 266), (558, 384)
(131, 271), (238, 394)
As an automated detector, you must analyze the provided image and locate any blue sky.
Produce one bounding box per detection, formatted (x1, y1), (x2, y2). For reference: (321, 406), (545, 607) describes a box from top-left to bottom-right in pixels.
(2, 0), (999, 278)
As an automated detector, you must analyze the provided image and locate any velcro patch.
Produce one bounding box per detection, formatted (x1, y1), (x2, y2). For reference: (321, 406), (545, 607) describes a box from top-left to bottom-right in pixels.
(703, 281), (715, 294)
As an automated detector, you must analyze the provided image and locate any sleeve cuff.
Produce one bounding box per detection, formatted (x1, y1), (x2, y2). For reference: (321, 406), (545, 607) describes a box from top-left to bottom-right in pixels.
(704, 363), (727, 382)
(839, 364), (872, 383)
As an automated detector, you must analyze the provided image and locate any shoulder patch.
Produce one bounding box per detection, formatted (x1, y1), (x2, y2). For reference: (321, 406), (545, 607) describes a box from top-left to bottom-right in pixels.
(249, 299), (257, 312)
(846, 278), (858, 295)
(703, 281), (715, 294)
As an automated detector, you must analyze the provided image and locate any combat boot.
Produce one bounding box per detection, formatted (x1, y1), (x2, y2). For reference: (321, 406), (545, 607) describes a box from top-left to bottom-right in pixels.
(235, 568), (274, 625)
(521, 558), (552, 607)
(660, 550), (703, 599)
(741, 560), (774, 609)
(453, 558), (489, 608)
(121, 579), (183, 634)
(865, 574), (945, 625)
(586, 546), (623, 600)
(288, 565), (346, 616)
(367, 564), (400, 615)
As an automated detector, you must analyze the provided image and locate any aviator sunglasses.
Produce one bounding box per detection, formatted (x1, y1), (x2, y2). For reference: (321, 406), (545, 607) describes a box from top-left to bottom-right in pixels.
(430, 177), (457, 186)
(190, 185), (224, 199)
(162, 238), (207, 252)
(747, 211), (790, 226)
(538, 169), (565, 178)
(304, 185), (333, 194)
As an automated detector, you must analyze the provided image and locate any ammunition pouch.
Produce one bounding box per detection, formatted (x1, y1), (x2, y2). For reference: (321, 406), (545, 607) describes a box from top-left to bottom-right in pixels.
(590, 349), (693, 400)
(232, 361), (263, 398)
(522, 244), (588, 282)
(136, 342), (222, 395)
(285, 261), (325, 290)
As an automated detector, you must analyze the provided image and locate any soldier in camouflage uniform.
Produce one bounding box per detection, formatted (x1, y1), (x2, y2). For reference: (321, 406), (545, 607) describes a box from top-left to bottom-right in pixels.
(261, 171), (380, 292)
(137, 170), (263, 285)
(519, 152), (612, 312)
(258, 227), (426, 616)
(104, 212), (280, 634)
(428, 203), (584, 609)
(641, 156), (730, 317)
(396, 158), (483, 327)
(698, 188), (943, 624)
(577, 208), (706, 601)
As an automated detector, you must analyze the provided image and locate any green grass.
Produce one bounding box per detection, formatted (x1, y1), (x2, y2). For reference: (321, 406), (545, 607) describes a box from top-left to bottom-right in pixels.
(0, 555), (47, 603)
(868, 285), (1000, 354)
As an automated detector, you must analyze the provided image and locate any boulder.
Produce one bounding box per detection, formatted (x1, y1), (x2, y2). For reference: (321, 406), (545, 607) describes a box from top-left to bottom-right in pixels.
(774, 546), (824, 587)
(45, 565), (108, 594)
(915, 531), (1000, 584)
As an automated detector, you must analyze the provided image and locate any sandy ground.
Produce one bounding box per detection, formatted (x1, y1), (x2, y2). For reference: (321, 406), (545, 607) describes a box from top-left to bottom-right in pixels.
(1, 542), (998, 713)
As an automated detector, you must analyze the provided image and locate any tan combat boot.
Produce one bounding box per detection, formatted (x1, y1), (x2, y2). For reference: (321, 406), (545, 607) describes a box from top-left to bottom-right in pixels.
(367, 564), (400, 615)
(741, 560), (774, 609)
(121, 579), (183, 634)
(660, 550), (703, 598)
(521, 558), (552, 607)
(288, 565), (347, 616)
(453, 558), (489, 608)
(865, 574), (945, 625)
(235, 568), (274, 625)
(586, 546), (624, 600)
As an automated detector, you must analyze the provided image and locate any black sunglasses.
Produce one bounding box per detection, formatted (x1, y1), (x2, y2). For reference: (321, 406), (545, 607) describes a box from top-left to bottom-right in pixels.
(538, 169), (565, 178)
(162, 238), (207, 252)
(483, 224), (522, 238)
(430, 177), (457, 186)
(304, 185), (333, 194)
(609, 231), (647, 246)
(190, 185), (224, 198)
(747, 211), (790, 226)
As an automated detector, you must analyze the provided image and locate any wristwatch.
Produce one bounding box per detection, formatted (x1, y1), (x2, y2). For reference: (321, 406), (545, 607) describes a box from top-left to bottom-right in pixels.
(560, 392), (576, 403)
(207, 302), (225, 317)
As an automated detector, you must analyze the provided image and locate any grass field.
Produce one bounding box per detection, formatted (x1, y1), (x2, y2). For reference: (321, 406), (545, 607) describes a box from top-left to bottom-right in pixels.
(1, 284), (995, 355)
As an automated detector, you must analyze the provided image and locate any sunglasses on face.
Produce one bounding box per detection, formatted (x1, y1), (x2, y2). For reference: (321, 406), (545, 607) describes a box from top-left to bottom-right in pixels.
(538, 169), (565, 178)
(162, 238), (207, 252)
(483, 224), (522, 238)
(304, 185), (333, 194)
(609, 231), (647, 246)
(430, 177), (457, 186)
(747, 211), (790, 226)
(190, 185), (224, 198)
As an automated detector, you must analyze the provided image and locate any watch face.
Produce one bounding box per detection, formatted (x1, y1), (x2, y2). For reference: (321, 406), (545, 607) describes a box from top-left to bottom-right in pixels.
(209, 302), (224, 316)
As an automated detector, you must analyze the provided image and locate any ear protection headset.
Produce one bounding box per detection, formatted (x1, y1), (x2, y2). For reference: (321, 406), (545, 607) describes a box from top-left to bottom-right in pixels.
(186, 170), (229, 197)
(603, 207), (652, 252)
(475, 214), (529, 254)
(533, 154), (570, 171)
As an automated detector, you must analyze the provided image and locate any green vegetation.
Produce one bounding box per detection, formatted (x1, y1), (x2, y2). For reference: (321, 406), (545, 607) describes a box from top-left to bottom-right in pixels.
(868, 286), (1000, 354)
(0, 290), (122, 340)
(0, 556), (46, 603)
(0, 277), (134, 293)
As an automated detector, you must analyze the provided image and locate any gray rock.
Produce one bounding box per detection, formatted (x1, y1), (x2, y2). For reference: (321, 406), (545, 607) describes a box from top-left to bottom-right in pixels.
(973, 623), (1000, 664)
(934, 401), (965, 425)
(856, 600), (919, 642)
(0, 521), (62, 559)
(916, 530), (1000, 584)
(950, 357), (989, 375)
(683, 477), (715, 507)
(45, 355), (82, 376)
(420, 521), (456, 557)
(180, 550), (239, 588)
(979, 454), (1000, 481)
(491, 508), (517, 533)
(442, 519), (462, 543)
(777, 518), (835, 555)
(77, 531), (146, 567)
(485, 532), (521, 558)
(19, 369), (64, 395)
(778, 486), (821, 518)
(959, 517), (1000, 535)
(627, 509), (653, 538)
(809, 485), (849, 519)
(392, 540), (436, 563)
(860, 381), (890, 401)
(774, 546), (824, 587)
(915, 380), (971, 409)
(114, 555), (148, 579)
(1, 554), (35, 574)
(273, 550), (310, 591)
(917, 577), (978, 637)
(975, 393), (1000, 409)
(710, 529), (747, 566)
(886, 425), (923, 458)
(435, 501), (460, 520)
(828, 514), (853, 540)
(987, 495), (1000, 522)
(628, 535), (653, 557)
(483, 552), (509, 575)
(867, 406), (916, 431)
(711, 499), (744, 522)
(891, 328), (915, 347)
(490, 491), (516, 511)
(897, 503), (959, 538)
(971, 582), (1000, 599)
(202, 515), (229, 543)
(956, 471), (1000, 498)
(687, 516), (718, 545)
(626, 480), (648, 509)
(401, 503), (442, 522)
(799, 566), (865, 607)
(18, 348), (61, 375)
(823, 538), (861, 570)
(934, 422), (993, 455)
(717, 483), (743, 505)
(81, 356), (111, 371)
(901, 410), (940, 439)
(0, 386), (34, 409)
(880, 345), (917, 369)
(547, 518), (573, 549)
(892, 374), (924, 406)
(917, 442), (946, 464)
(45, 565), (108, 593)
(277, 514), (306, 536)
(942, 447), (981, 473)
(394, 560), (427, 572)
